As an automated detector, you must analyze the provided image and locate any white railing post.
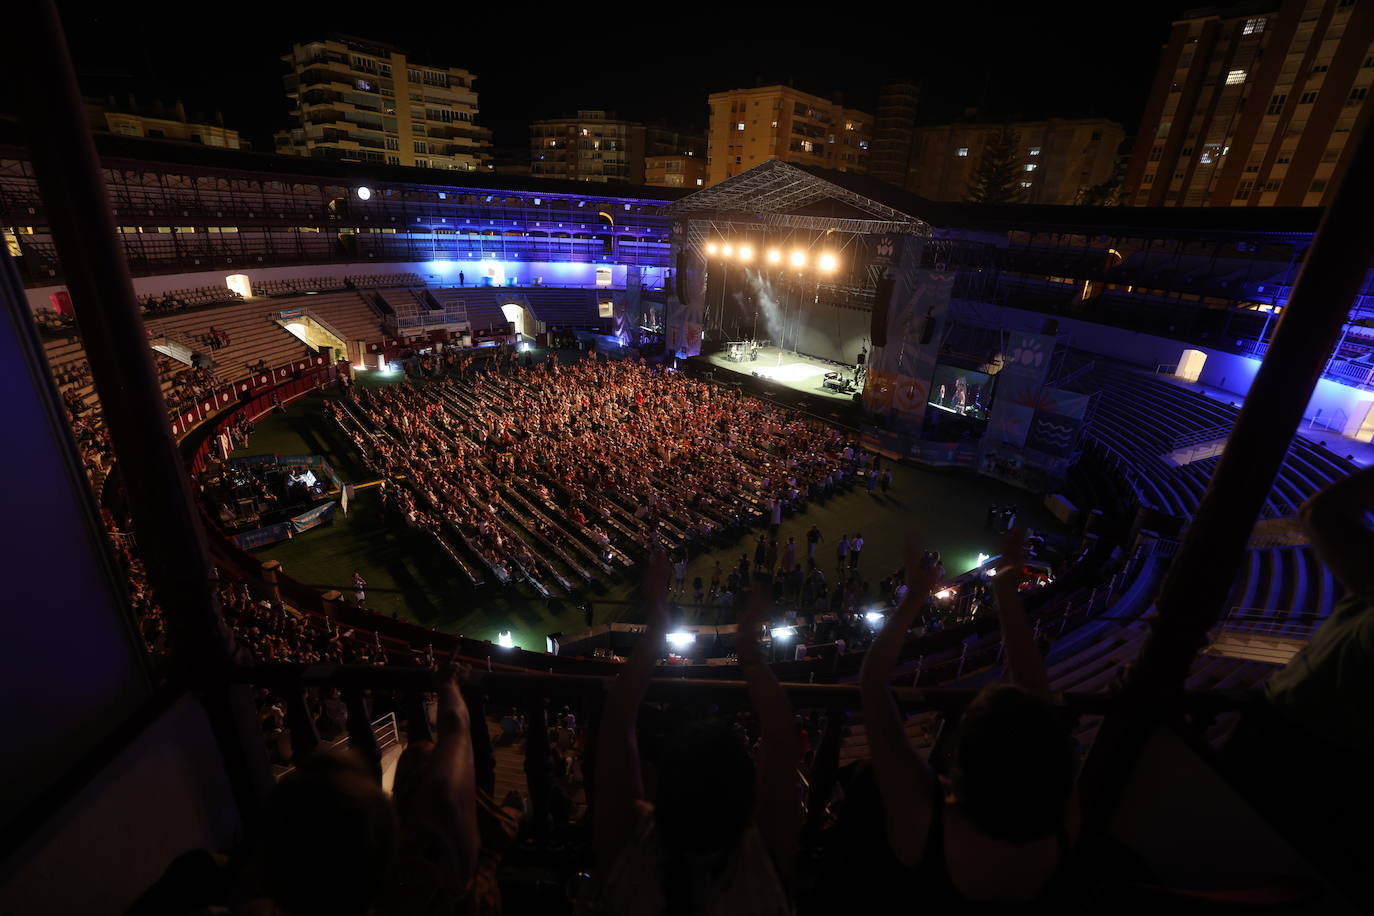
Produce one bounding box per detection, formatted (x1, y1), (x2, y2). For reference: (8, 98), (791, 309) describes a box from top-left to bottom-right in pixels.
(957, 642), (969, 677)
(912, 654), (924, 687)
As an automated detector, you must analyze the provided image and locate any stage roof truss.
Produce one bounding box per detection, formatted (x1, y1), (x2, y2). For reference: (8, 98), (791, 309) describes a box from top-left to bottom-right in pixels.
(665, 160), (931, 237)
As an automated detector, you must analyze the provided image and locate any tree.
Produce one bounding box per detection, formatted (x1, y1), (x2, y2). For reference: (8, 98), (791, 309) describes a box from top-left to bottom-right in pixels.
(1076, 160), (1128, 207)
(965, 126), (1023, 205)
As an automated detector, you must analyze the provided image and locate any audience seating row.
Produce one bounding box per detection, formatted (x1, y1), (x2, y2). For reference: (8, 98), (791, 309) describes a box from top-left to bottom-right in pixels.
(139, 285), (243, 311)
(251, 276), (349, 297)
(146, 299), (315, 379)
(347, 272), (425, 289)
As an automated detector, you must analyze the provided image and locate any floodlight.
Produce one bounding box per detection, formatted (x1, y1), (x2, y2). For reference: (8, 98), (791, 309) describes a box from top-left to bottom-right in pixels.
(818, 253), (838, 272)
(356, 186), (373, 201)
(666, 631), (695, 649)
(771, 627), (793, 641)
(722, 243), (734, 257)
(865, 611), (884, 624)
(497, 631), (514, 648)
(706, 242), (718, 255)
(790, 250), (806, 268)
(767, 249), (782, 264)
(738, 245), (754, 262)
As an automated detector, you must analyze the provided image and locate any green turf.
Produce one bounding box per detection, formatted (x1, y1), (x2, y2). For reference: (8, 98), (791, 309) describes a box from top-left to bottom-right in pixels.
(228, 358), (1068, 651)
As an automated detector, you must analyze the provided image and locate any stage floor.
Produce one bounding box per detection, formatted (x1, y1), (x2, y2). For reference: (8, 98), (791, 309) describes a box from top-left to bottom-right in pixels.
(701, 346), (860, 402)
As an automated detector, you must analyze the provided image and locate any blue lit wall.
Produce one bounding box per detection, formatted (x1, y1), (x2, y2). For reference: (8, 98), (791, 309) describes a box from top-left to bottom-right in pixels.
(422, 259), (666, 289)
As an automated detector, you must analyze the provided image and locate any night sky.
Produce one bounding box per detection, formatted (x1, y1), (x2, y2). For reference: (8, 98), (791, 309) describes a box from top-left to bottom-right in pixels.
(53, 1), (1176, 155)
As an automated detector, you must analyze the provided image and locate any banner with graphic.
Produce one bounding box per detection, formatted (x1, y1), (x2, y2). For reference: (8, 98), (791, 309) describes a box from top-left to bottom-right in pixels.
(865, 264), (953, 436)
(982, 330), (1055, 448)
(290, 501), (338, 534)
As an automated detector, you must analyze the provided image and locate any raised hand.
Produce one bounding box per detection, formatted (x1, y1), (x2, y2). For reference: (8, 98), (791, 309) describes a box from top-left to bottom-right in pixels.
(736, 575), (772, 664)
(903, 536), (939, 603)
(642, 547), (672, 634)
(997, 527), (1028, 581)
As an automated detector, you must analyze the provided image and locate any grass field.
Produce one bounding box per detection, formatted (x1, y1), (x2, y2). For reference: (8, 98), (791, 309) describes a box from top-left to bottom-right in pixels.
(228, 356), (1067, 651)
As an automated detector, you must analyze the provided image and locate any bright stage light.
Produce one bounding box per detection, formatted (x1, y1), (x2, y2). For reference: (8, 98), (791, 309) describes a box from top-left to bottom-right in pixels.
(790, 250), (806, 268)
(865, 611), (884, 625)
(976, 552), (991, 568)
(666, 631), (695, 649)
(497, 631), (514, 648)
(738, 245), (754, 262)
(706, 242), (718, 255)
(935, 589), (953, 601)
(722, 243), (734, 257)
(355, 185), (372, 201)
(818, 253), (838, 272)
(771, 627), (793, 641)
(767, 249), (782, 264)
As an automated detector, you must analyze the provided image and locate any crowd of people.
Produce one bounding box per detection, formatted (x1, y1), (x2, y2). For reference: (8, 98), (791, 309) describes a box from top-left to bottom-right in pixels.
(329, 350), (864, 601)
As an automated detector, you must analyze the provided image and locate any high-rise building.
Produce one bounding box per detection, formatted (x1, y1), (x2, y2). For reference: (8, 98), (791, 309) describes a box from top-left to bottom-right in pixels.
(1125, 2), (1374, 207)
(529, 112), (703, 184)
(277, 36), (490, 170)
(907, 118), (1125, 204)
(706, 85), (872, 185)
(870, 81), (919, 188)
(86, 97), (244, 150)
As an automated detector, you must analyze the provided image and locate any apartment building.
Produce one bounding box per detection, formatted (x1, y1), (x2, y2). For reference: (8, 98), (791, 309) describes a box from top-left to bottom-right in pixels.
(645, 153), (707, 188)
(277, 36), (490, 170)
(706, 85), (872, 185)
(529, 112), (704, 183)
(87, 98), (243, 149)
(1125, 1), (1374, 207)
(908, 118), (1125, 204)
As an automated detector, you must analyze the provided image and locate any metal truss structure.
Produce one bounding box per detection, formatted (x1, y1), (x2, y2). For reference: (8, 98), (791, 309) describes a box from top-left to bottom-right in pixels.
(664, 160), (930, 253)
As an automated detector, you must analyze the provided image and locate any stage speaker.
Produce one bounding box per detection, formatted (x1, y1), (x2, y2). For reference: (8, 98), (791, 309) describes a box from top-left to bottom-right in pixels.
(919, 308), (936, 345)
(1042, 318), (1060, 337)
(871, 276), (895, 348)
(675, 251), (687, 300)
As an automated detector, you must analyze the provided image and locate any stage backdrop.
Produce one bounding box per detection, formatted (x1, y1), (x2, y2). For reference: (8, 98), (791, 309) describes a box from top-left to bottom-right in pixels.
(795, 303), (872, 366)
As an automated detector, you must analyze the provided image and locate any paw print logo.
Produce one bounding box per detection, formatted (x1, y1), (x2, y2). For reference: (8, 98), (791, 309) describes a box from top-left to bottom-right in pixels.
(876, 237), (894, 259)
(1009, 335), (1047, 369)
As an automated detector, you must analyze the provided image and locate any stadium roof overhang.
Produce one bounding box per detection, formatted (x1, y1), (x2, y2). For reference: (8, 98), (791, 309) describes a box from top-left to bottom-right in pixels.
(663, 160), (932, 243)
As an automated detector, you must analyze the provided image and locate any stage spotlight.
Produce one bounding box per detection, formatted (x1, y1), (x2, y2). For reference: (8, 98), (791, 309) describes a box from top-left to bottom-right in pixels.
(666, 631), (695, 649)
(819, 253), (838, 272)
(722, 243), (734, 257)
(706, 242), (718, 255)
(771, 626), (793, 641)
(864, 611), (884, 625)
(355, 185), (373, 201)
(767, 249), (782, 264)
(497, 631), (515, 648)
(738, 245), (754, 262)
(790, 250), (806, 268)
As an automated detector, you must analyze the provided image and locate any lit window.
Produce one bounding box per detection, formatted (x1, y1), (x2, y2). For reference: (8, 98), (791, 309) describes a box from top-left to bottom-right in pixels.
(737, 122), (745, 130)
(1242, 17), (1265, 35)
(1020, 180), (1033, 188)
(696, 178), (703, 186)
(1226, 69), (1246, 85)
(1029, 146), (1041, 156)
(1024, 163), (1037, 171)
(956, 147), (969, 157)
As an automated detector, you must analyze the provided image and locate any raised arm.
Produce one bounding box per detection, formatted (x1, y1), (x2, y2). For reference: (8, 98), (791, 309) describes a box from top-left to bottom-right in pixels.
(594, 548), (671, 875)
(859, 540), (938, 866)
(392, 663), (479, 894)
(1299, 464), (1374, 594)
(737, 576), (801, 885)
(992, 528), (1051, 700)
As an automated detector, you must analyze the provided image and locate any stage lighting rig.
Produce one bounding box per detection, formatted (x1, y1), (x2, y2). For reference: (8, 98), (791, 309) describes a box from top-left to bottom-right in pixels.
(767, 249), (782, 264)
(818, 253), (838, 272)
(790, 250), (807, 268)
(738, 245), (754, 262)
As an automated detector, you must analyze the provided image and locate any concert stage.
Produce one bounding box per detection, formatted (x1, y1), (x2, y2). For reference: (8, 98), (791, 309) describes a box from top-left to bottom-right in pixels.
(700, 346), (860, 402)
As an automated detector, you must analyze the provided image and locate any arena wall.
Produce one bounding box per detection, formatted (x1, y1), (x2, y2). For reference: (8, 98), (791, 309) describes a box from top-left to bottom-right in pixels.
(958, 299), (1374, 441)
(26, 260), (669, 313)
